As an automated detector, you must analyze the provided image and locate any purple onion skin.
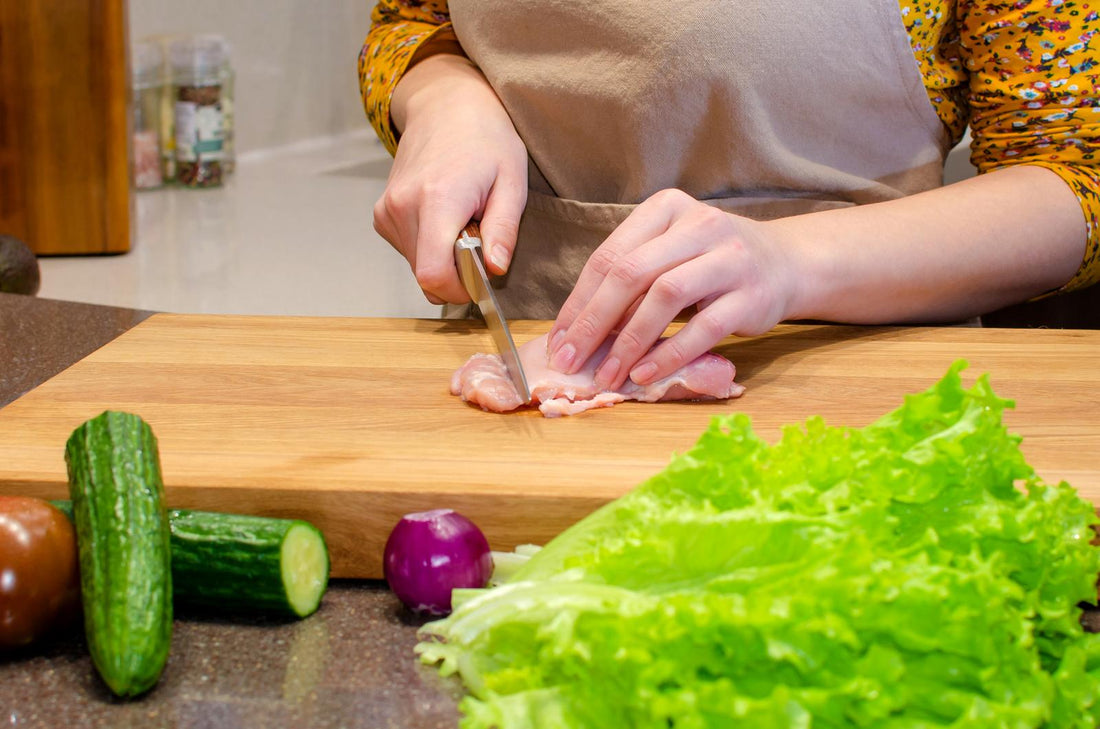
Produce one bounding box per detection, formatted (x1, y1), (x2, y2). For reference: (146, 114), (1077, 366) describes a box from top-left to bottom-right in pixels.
(383, 509), (493, 616)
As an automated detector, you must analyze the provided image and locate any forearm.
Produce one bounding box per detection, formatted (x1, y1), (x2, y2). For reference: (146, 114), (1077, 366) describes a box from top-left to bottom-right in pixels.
(359, 1), (458, 154)
(391, 53), (500, 135)
(773, 165), (1088, 324)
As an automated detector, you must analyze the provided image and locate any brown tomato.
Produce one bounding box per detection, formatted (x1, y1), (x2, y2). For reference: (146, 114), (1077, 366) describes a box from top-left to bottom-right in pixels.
(0, 496), (81, 650)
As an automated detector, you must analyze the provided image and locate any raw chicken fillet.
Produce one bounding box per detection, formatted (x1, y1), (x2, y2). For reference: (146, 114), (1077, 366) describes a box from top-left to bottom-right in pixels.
(450, 333), (745, 417)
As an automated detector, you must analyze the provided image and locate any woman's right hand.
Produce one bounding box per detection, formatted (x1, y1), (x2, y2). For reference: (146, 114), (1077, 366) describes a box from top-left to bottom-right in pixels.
(373, 53), (529, 305)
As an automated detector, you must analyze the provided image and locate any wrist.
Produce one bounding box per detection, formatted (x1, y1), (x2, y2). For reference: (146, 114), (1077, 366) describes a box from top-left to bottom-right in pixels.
(392, 53), (488, 133)
(759, 216), (828, 323)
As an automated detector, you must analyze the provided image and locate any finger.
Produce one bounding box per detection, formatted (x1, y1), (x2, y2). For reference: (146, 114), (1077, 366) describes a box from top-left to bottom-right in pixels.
(581, 294), (643, 371)
(373, 194), (417, 265)
(548, 287), (639, 359)
(549, 235), (709, 376)
(551, 205), (719, 376)
(627, 290), (746, 386)
(548, 189), (693, 354)
(594, 254), (727, 389)
(612, 294), (644, 334)
(479, 161), (527, 276)
(413, 194), (478, 304)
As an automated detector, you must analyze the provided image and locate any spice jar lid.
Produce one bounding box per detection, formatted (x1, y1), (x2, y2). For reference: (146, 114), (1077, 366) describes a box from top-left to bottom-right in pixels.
(132, 40), (164, 89)
(169, 35), (229, 86)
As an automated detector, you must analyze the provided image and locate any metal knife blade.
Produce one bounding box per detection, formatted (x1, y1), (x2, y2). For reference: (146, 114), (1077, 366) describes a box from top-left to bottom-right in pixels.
(454, 222), (532, 403)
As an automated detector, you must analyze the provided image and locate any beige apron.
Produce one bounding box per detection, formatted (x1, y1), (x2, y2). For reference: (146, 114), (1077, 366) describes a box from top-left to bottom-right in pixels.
(447, 0), (952, 319)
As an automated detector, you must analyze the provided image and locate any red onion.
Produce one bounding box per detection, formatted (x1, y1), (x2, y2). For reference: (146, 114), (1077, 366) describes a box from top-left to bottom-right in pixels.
(383, 509), (493, 616)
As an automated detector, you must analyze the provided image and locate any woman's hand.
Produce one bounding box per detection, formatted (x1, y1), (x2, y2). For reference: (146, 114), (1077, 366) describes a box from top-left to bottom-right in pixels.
(548, 166), (1087, 390)
(546, 189), (799, 390)
(373, 53), (529, 304)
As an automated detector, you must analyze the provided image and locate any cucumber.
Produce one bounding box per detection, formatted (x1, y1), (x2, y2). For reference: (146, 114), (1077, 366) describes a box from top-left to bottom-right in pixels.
(52, 501), (330, 618)
(65, 411), (172, 698)
(168, 509), (329, 618)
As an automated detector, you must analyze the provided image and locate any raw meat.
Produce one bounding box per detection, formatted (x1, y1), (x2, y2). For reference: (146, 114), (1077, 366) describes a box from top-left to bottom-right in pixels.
(450, 333), (745, 417)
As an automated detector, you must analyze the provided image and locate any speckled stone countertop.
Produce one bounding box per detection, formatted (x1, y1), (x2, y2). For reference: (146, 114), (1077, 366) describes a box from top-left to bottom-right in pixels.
(0, 293), (461, 729)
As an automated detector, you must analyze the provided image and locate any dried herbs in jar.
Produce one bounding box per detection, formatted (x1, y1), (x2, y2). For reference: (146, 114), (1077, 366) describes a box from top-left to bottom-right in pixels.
(170, 36), (227, 188)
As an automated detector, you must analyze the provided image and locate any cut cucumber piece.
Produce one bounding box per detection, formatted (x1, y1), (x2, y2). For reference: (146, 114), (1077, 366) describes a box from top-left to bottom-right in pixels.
(279, 521), (331, 617)
(169, 509), (330, 618)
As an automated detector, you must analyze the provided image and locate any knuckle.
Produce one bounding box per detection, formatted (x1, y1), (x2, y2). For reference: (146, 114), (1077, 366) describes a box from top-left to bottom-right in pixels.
(659, 337), (691, 368)
(574, 312), (604, 341)
(587, 247), (621, 277)
(693, 205), (730, 235)
(651, 188), (690, 208)
(693, 309), (729, 342)
(372, 208), (402, 252)
(650, 274), (687, 307)
(556, 299), (581, 325)
(414, 263), (451, 293)
(607, 254), (645, 287)
(612, 326), (647, 357)
(420, 179), (459, 208)
(698, 204), (727, 225)
(382, 183), (417, 213)
(372, 208), (390, 237)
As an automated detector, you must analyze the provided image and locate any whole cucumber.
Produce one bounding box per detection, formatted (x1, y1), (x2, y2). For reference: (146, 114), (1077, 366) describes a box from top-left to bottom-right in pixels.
(65, 411), (172, 698)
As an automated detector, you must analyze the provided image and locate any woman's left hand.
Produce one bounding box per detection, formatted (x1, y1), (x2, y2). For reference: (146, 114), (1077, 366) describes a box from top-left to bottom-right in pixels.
(546, 189), (799, 390)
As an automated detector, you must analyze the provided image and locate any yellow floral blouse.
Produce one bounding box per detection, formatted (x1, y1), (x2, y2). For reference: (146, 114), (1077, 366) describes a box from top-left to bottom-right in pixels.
(359, 0), (1100, 291)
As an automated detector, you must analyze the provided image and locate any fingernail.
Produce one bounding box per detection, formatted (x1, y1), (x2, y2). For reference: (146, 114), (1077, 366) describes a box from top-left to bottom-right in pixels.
(547, 329), (566, 355)
(550, 342), (576, 372)
(594, 356), (620, 391)
(489, 248), (509, 273)
(629, 362), (658, 385)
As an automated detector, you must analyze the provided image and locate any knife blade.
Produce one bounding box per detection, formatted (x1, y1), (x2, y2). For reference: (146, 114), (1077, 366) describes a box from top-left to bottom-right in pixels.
(454, 222), (532, 404)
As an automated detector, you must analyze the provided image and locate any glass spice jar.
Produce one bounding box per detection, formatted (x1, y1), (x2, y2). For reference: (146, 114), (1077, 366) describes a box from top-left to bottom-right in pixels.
(131, 40), (164, 190)
(147, 33), (183, 183)
(169, 36), (227, 188)
(212, 36), (235, 175)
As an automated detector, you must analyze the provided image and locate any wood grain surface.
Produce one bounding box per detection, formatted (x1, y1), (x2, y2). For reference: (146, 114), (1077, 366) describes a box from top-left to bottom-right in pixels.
(0, 314), (1097, 578)
(0, 0), (130, 254)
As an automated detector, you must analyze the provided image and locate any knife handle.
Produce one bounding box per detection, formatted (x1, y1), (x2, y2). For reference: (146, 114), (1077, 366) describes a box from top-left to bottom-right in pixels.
(459, 221), (481, 243)
(454, 223), (485, 302)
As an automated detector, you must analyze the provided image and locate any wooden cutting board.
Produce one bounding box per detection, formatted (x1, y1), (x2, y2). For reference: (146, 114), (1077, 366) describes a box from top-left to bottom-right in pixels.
(1, 314), (1098, 578)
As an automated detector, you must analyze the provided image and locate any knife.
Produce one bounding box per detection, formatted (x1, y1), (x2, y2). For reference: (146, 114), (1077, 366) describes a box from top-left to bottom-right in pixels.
(454, 222), (532, 403)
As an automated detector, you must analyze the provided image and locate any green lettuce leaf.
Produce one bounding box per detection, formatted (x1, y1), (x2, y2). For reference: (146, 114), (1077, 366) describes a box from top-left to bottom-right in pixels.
(417, 360), (1100, 728)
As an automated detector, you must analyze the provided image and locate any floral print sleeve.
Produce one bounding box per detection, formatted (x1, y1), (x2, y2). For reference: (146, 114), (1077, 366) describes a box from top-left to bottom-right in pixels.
(903, 0), (1100, 291)
(361, 0), (1100, 290)
(359, 0), (455, 155)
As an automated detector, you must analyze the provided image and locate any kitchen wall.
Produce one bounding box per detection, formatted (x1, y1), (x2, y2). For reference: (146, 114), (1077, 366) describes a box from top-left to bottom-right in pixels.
(129, 0), (376, 155)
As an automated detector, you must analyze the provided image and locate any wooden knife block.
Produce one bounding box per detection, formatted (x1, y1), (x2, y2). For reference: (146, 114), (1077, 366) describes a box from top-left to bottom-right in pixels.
(0, 0), (132, 255)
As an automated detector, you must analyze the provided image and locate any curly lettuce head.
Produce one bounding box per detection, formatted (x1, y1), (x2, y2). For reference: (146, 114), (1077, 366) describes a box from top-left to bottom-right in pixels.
(419, 361), (1100, 728)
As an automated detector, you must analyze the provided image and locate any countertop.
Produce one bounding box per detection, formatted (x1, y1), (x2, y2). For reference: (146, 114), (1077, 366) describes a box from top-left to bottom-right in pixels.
(35, 133), (442, 320)
(0, 292), (461, 729)
(4, 292), (1099, 729)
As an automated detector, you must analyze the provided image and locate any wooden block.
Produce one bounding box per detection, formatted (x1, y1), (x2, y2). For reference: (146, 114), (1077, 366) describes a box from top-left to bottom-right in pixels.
(0, 0), (131, 254)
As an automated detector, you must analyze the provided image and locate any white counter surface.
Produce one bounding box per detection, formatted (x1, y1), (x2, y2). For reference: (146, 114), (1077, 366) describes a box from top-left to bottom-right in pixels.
(38, 132), (441, 319)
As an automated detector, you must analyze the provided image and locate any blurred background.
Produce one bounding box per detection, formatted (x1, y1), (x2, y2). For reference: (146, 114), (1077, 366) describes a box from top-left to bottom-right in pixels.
(129, 0), (370, 156)
(1, 0), (440, 318)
